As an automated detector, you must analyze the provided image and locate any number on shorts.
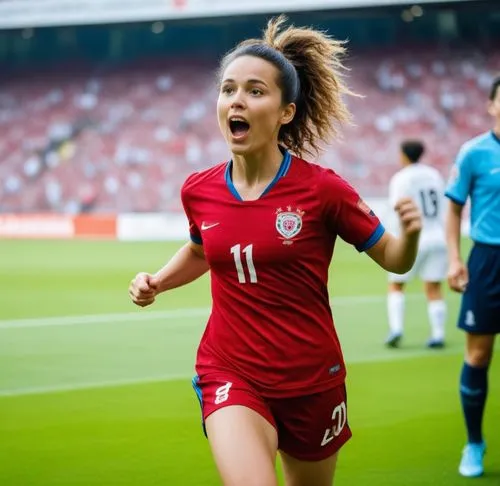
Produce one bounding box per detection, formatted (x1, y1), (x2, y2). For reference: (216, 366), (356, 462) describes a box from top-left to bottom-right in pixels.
(321, 401), (347, 446)
(214, 382), (232, 405)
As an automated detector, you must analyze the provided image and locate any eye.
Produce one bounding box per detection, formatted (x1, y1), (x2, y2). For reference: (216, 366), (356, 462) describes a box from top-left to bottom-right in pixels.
(221, 85), (234, 95)
(250, 88), (263, 96)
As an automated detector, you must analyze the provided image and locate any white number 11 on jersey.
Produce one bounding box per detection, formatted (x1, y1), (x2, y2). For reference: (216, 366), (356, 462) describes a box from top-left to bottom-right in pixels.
(230, 244), (258, 284)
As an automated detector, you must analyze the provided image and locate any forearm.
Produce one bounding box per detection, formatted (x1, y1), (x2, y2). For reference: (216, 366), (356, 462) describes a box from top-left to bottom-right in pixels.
(446, 203), (463, 262)
(382, 233), (419, 273)
(153, 242), (209, 293)
(367, 232), (419, 274)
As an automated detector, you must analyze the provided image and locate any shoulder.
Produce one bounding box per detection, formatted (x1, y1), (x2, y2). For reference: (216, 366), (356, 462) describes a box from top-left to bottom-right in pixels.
(289, 157), (358, 206)
(288, 156), (345, 190)
(181, 162), (227, 197)
(295, 158), (352, 189)
(458, 132), (492, 158)
(388, 168), (408, 190)
(390, 168), (405, 182)
(420, 164), (440, 177)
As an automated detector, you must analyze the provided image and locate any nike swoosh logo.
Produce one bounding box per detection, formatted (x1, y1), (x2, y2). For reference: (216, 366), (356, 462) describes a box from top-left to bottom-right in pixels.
(201, 222), (220, 231)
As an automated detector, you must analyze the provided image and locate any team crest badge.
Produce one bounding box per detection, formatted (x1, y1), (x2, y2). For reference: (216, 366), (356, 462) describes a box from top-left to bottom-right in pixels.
(276, 206), (305, 245)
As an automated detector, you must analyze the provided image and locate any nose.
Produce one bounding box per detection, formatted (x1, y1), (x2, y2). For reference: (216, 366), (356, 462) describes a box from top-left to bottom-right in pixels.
(230, 88), (246, 109)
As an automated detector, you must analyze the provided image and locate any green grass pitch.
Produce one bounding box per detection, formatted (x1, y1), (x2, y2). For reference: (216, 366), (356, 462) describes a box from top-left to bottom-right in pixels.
(1, 239), (499, 485)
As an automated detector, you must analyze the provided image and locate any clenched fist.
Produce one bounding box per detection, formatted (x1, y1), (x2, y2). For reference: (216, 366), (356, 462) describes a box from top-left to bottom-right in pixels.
(448, 258), (468, 293)
(129, 272), (159, 307)
(395, 197), (422, 236)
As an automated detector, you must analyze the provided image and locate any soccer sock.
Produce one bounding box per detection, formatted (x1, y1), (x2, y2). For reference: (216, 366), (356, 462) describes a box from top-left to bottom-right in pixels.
(427, 300), (446, 341)
(460, 362), (488, 444)
(387, 291), (405, 335)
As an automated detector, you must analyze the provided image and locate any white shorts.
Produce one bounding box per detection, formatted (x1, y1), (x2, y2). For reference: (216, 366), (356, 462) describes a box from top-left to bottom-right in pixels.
(388, 246), (448, 283)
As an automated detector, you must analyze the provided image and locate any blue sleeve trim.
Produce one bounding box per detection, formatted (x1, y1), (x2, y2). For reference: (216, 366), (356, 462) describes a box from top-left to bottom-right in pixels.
(190, 234), (203, 245)
(444, 192), (466, 206)
(356, 223), (385, 252)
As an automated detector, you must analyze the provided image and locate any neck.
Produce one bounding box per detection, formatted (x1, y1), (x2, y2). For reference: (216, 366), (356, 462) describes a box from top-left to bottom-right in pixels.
(231, 145), (284, 187)
(493, 123), (500, 139)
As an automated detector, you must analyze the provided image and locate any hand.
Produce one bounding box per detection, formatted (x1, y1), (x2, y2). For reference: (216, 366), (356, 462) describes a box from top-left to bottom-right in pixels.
(448, 258), (468, 293)
(129, 272), (159, 307)
(395, 197), (422, 236)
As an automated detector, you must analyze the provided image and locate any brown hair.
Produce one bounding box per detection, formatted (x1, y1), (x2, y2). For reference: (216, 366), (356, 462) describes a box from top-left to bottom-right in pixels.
(489, 75), (500, 101)
(219, 15), (355, 157)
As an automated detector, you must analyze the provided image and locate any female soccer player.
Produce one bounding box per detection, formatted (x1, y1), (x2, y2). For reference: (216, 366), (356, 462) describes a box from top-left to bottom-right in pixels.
(129, 16), (421, 486)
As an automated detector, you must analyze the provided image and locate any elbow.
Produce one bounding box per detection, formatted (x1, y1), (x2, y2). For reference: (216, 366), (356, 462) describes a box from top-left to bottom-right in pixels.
(374, 259), (412, 274)
(388, 251), (417, 274)
(390, 261), (413, 275)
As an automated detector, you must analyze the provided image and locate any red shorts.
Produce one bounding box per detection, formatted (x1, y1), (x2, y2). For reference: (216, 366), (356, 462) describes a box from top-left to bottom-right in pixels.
(192, 371), (352, 461)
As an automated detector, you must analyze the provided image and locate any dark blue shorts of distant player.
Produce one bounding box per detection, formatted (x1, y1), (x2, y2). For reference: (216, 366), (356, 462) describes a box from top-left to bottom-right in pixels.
(458, 242), (500, 334)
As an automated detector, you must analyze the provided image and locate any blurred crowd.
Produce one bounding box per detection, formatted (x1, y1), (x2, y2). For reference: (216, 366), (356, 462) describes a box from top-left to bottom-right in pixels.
(1, 47), (499, 213)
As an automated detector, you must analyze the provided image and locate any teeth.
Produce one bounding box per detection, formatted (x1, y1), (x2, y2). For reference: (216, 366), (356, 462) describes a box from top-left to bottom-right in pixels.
(230, 117), (247, 123)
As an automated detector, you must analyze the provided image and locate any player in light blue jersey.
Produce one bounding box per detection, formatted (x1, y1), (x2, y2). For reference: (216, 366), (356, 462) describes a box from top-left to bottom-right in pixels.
(445, 75), (500, 478)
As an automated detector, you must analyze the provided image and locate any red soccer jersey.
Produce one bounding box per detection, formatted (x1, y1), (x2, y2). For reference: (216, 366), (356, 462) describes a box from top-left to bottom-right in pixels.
(181, 151), (384, 398)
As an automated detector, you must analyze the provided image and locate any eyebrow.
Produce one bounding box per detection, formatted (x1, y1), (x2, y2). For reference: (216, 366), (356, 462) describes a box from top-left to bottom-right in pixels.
(222, 78), (268, 87)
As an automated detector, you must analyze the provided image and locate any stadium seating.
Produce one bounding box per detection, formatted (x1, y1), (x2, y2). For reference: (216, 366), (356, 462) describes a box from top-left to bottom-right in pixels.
(1, 48), (499, 213)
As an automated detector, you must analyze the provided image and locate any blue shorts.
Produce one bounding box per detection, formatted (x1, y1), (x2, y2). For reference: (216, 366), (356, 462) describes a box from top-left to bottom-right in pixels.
(457, 242), (500, 334)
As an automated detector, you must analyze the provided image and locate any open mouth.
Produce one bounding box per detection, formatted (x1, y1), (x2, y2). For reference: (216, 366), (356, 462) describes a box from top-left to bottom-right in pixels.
(229, 119), (250, 139)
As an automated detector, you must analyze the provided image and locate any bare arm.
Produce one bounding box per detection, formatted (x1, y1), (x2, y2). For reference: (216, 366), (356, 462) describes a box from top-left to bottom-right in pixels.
(446, 200), (463, 263)
(446, 200), (468, 292)
(129, 241), (209, 307)
(153, 241), (209, 293)
(366, 231), (419, 273)
(366, 197), (421, 273)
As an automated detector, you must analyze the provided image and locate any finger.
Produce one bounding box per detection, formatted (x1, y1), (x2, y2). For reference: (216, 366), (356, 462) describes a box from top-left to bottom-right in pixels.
(448, 279), (462, 293)
(396, 204), (416, 217)
(133, 297), (155, 307)
(137, 281), (152, 293)
(399, 210), (421, 222)
(133, 272), (152, 291)
(132, 290), (156, 301)
(449, 275), (466, 293)
(397, 203), (420, 217)
(129, 285), (155, 299)
(400, 213), (422, 226)
(129, 282), (153, 295)
(394, 197), (414, 210)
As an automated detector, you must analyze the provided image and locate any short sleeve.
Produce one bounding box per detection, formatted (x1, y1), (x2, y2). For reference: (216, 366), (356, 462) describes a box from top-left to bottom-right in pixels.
(445, 145), (473, 205)
(321, 170), (385, 252)
(181, 174), (202, 245)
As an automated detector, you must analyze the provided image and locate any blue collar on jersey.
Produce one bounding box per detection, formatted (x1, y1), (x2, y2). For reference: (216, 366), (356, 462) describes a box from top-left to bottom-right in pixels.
(224, 149), (292, 201)
(491, 130), (500, 146)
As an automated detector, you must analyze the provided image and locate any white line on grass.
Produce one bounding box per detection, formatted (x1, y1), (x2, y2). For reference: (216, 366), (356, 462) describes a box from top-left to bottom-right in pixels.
(0, 374), (189, 398)
(0, 294), (424, 329)
(0, 293), (430, 398)
(0, 347), (462, 398)
(0, 308), (210, 329)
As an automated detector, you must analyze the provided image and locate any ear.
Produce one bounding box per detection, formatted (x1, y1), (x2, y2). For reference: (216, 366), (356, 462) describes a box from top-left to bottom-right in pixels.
(487, 99), (495, 117)
(280, 103), (296, 126)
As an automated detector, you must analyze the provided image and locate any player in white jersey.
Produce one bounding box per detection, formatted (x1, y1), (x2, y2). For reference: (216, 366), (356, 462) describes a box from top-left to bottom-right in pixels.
(385, 140), (448, 348)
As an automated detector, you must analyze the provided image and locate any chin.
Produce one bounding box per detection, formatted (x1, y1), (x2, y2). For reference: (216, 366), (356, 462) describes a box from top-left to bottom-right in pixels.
(229, 142), (251, 155)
